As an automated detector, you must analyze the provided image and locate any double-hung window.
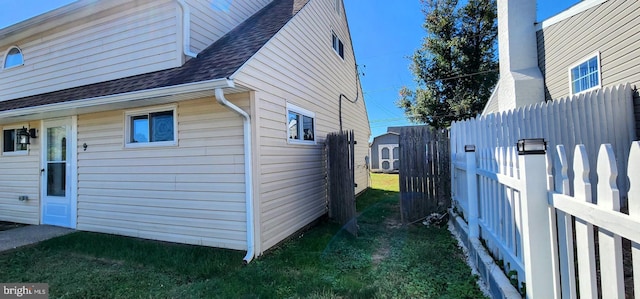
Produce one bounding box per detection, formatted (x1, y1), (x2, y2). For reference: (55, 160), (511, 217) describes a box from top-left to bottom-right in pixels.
(287, 103), (315, 144)
(332, 31), (344, 59)
(569, 53), (601, 95)
(3, 127), (28, 155)
(125, 106), (176, 147)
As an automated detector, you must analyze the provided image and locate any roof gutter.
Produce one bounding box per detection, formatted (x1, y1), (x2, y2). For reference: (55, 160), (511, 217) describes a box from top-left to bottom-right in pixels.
(214, 86), (255, 264)
(176, 0), (199, 58)
(0, 78), (233, 122)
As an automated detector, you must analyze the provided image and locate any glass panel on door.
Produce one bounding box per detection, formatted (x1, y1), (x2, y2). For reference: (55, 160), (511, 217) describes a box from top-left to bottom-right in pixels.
(46, 127), (66, 197)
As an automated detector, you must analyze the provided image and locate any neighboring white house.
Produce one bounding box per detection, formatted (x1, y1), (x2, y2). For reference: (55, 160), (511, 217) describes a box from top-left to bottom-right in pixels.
(484, 0), (640, 137)
(0, 0), (370, 262)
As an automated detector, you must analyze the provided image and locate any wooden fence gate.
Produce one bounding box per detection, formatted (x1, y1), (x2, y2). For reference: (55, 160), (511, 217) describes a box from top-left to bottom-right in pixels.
(326, 130), (357, 236)
(398, 126), (450, 223)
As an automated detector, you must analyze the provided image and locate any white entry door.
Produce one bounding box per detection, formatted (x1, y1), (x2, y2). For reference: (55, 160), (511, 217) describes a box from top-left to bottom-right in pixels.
(41, 117), (77, 228)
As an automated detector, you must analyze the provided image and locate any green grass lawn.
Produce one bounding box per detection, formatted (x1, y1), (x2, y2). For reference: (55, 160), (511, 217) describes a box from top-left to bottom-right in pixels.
(0, 174), (485, 299)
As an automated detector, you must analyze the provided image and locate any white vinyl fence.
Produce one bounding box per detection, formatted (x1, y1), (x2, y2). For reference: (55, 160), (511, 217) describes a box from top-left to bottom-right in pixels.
(550, 143), (640, 298)
(450, 84), (639, 298)
(451, 84), (636, 200)
(453, 142), (640, 298)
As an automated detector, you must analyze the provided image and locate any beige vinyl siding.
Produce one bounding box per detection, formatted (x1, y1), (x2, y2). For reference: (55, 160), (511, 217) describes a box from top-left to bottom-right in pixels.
(76, 94), (249, 250)
(234, 0), (370, 252)
(0, 0), (181, 102)
(0, 121), (40, 224)
(537, 0), (640, 101)
(185, 0), (272, 53)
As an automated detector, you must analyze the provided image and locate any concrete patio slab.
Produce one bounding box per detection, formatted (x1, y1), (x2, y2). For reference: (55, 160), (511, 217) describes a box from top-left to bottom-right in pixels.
(0, 225), (74, 253)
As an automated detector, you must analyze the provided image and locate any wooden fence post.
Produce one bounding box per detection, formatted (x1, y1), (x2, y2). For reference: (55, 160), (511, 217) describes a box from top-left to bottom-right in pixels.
(465, 145), (479, 238)
(518, 139), (555, 299)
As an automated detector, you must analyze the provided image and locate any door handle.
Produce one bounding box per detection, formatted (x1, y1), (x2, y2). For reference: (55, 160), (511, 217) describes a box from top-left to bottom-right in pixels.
(41, 168), (45, 174)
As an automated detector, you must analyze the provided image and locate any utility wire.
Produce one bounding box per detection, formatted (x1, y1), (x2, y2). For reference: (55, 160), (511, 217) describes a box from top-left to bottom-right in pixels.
(362, 69), (498, 94)
(422, 69), (498, 84)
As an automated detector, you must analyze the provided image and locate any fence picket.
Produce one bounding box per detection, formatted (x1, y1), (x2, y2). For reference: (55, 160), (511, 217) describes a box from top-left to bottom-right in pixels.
(606, 86), (627, 194)
(569, 93), (580, 153)
(623, 83), (636, 142)
(489, 148), (498, 251)
(555, 145), (577, 298)
(550, 98), (561, 170)
(585, 92), (600, 202)
(558, 98), (569, 152)
(537, 103), (545, 138)
(572, 145), (598, 298)
(629, 141), (640, 299)
(596, 144), (625, 298)
(505, 150), (512, 250)
(594, 90), (606, 167)
(509, 147), (521, 266)
(615, 84), (632, 195)
(546, 152), (563, 299)
(528, 105), (536, 139)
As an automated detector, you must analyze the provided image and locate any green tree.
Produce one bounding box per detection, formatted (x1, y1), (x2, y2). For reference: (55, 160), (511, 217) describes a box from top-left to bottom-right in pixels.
(397, 0), (498, 129)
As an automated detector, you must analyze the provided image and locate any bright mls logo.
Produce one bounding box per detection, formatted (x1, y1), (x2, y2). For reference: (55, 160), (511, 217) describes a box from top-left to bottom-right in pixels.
(211, 0), (233, 12)
(0, 284), (48, 299)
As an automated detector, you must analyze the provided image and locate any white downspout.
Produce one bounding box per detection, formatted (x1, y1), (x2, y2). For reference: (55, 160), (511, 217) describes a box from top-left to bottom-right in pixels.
(176, 0), (198, 58)
(214, 87), (255, 264)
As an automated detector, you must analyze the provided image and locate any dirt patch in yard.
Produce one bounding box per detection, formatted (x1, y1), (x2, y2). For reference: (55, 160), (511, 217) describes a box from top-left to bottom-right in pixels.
(371, 216), (403, 266)
(371, 240), (390, 266)
(384, 218), (403, 230)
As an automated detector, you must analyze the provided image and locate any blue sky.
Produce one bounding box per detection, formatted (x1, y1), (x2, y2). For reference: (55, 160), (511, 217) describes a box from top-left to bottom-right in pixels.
(0, 0), (580, 140)
(344, 0), (581, 140)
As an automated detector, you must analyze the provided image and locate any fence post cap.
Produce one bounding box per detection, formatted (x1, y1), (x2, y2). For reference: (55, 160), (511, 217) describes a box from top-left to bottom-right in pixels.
(517, 138), (547, 155)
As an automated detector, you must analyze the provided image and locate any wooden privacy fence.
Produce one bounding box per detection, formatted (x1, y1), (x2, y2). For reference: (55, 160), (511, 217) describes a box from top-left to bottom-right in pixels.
(325, 130), (357, 236)
(398, 126), (450, 223)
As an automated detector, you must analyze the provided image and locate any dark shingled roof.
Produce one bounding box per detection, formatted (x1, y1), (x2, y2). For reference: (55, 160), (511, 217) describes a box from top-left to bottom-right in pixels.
(0, 0), (309, 112)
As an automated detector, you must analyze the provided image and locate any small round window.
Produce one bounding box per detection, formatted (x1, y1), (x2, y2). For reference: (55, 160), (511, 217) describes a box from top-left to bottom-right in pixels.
(4, 47), (23, 69)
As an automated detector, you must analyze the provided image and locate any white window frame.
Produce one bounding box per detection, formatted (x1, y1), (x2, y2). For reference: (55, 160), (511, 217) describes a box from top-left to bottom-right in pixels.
(568, 52), (601, 95)
(331, 31), (345, 60)
(124, 104), (177, 148)
(3, 46), (24, 70)
(2, 124), (30, 156)
(286, 103), (316, 145)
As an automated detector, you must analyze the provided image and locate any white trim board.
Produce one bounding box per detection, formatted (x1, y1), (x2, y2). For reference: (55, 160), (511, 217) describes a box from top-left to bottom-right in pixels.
(536, 0), (609, 30)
